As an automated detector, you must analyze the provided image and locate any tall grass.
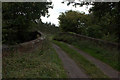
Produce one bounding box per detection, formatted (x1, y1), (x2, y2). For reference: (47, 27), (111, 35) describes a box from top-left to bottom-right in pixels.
(53, 40), (108, 78)
(53, 33), (119, 71)
(3, 39), (67, 78)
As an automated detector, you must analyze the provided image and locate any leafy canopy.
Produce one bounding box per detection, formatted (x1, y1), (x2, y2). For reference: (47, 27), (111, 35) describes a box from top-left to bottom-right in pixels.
(58, 10), (90, 34)
(2, 2), (53, 44)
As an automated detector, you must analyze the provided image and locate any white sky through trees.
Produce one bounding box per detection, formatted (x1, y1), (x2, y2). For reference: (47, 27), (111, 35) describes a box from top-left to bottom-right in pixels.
(41, 0), (92, 26)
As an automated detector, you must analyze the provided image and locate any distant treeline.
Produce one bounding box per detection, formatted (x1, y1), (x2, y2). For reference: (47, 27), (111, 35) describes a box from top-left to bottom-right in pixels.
(38, 22), (59, 35)
(58, 2), (120, 43)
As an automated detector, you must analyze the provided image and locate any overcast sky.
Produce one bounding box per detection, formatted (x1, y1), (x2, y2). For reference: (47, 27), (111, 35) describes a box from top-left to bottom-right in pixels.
(41, 0), (92, 26)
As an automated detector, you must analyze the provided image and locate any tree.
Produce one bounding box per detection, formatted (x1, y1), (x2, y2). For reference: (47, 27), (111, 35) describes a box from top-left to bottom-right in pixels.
(58, 10), (90, 34)
(89, 2), (120, 42)
(2, 2), (52, 44)
(62, 1), (120, 42)
(87, 25), (103, 38)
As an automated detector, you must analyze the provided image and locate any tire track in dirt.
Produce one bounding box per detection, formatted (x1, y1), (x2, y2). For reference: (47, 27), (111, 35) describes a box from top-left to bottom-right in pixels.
(67, 44), (119, 79)
(52, 43), (89, 79)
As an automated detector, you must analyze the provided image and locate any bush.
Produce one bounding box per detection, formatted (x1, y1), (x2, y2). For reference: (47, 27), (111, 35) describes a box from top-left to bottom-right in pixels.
(102, 33), (118, 42)
(53, 33), (119, 71)
(53, 33), (79, 44)
(87, 25), (103, 38)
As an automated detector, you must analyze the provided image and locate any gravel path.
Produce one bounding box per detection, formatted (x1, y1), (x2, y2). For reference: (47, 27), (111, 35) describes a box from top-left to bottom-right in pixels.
(52, 43), (89, 78)
(67, 44), (119, 79)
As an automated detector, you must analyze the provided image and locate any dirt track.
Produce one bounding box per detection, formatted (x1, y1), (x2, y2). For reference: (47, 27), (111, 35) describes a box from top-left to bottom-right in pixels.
(67, 44), (119, 79)
(52, 43), (89, 78)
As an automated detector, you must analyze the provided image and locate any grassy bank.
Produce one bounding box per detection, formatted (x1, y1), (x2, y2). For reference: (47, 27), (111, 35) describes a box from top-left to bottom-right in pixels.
(54, 33), (119, 71)
(3, 39), (67, 78)
(53, 40), (108, 78)
(72, 41), (119, 71)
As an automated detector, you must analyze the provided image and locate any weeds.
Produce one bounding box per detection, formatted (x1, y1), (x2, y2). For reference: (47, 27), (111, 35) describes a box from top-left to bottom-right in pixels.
(53, 33), (119, 71)
(3, 39), (67, 78)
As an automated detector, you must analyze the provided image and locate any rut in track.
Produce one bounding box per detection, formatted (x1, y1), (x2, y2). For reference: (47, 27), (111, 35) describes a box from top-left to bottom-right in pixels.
(52, 43), (89, 79)
(67, 43), (119, 78)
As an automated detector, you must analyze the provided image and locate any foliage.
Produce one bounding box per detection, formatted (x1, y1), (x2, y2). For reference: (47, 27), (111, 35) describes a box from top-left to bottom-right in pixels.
(54, 33), (79, 43)
(3, 39), (67, 78)
(87, 25), (103, 38)
(53, 40), (108, 78)
(2, 2), (52, 44)
(38, 22), (59, 35)
(53, 33), (119, 71)
(58, 10), (90, 34)
(102, 33), (118, 42)
(58, 10), (104, 39)
(89, 2), (120, 42)
(60, 2), (119, 42)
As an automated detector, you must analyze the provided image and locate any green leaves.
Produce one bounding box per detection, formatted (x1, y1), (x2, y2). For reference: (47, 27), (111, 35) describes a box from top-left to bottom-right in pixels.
(2, 2), (53, 44)
(59, 2), (119, 42)
(58, 10), (90, 34)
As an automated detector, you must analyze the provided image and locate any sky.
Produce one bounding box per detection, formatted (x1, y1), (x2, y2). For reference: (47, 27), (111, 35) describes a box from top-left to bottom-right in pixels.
(41, 0), (92, 26)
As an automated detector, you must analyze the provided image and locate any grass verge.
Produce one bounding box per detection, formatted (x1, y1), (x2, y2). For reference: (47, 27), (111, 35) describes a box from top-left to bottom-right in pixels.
(3, 39), (67, 78)
(53, 40), (108, 78)
(72, 41), (119, 71)
(54, 33), (119, 71)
